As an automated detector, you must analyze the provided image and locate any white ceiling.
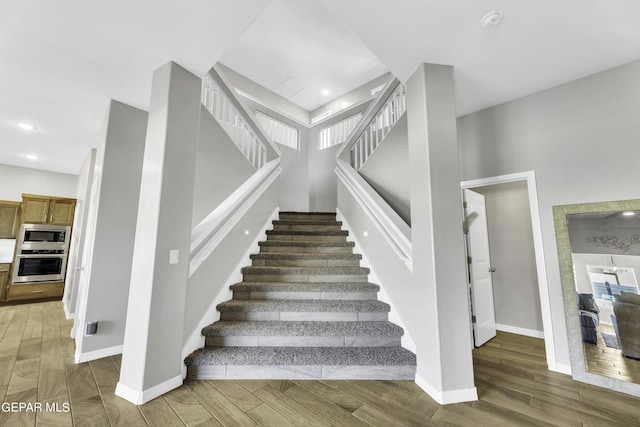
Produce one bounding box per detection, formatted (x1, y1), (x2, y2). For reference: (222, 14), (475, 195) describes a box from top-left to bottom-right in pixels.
(1, 0), (639, 175)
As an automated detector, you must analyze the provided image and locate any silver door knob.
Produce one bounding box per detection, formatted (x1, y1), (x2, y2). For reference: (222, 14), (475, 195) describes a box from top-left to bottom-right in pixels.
(489, 267), (496, 273)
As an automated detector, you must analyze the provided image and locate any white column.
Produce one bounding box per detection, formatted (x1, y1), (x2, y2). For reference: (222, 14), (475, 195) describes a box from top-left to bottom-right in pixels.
(406, 63), (477, 403)
(116, 62), (201, 404)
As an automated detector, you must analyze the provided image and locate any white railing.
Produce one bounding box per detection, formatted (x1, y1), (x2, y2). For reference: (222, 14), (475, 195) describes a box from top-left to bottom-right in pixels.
(202, 73), (268, 169)
(189, 158), (282, 277)
(255, 111), (300, 150)
(318, 112), (363, 151)
(350, 83), (406, 170)
(335, 159), (412, 270)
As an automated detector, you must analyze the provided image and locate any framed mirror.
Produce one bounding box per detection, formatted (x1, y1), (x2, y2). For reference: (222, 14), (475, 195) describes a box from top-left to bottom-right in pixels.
(554, 199), (640, 396)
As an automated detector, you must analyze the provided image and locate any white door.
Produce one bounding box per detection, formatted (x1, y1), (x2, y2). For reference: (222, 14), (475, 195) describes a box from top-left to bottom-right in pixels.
(463, 189), (497, 347)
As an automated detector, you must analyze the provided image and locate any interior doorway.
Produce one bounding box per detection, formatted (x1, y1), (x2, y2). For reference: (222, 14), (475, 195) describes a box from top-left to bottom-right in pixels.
(461, 171), (559, 372)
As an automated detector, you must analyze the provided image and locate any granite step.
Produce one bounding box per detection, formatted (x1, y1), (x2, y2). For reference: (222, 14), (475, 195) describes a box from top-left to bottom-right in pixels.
(266, 229), (349, 242)
(250, 252), (361, 267)
(230, 281), (379, 300)
(279, 212), (336, 221)
(242, 266), (369, 283)
(258, 240), (355, 254)
(217, 299), (389, 321)
(185, 346), (416, 380)
(202, 320), (403, 347)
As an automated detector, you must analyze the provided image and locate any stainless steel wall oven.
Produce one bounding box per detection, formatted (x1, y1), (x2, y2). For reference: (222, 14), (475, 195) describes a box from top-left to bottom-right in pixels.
(13, 224), (71, 283)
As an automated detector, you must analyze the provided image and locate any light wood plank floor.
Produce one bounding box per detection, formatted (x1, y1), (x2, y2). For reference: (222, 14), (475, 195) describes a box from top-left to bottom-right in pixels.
(582, 323), (640, 384)
(1, 301), (639, 426)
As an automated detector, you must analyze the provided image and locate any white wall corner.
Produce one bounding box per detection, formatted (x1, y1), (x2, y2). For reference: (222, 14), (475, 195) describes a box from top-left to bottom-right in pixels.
(115, 374), (183, 405)
(415, 374), (478, 405)
(336, 208), (416, 353)
(74, 345), (123, 364)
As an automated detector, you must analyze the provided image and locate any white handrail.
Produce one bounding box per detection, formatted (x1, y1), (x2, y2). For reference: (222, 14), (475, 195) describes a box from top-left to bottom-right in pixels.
(335, 159), (412, 271)
(350, 83), (406, 170)
(189, 158), (282, 277)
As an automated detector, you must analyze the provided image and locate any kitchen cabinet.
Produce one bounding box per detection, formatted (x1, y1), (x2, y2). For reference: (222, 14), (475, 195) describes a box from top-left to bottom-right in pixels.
(5, 281), (64, 302)
(0, 264), (10, 301)
(0, 201), (20, 238)
(21, 194), (76, 226)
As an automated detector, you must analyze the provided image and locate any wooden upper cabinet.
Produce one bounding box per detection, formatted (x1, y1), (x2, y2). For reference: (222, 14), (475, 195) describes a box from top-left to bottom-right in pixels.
(21, 194), (76, 226)
(0, 202), (21, 238)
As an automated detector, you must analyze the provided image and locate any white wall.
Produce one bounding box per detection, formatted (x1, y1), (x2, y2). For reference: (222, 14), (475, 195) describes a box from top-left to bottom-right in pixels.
(359, 115), (410, 224)
(192, 108), (256, 225)
(474, 181), (543, 333)
(0, 163), (77, 201)
(74, 101), (147, 360)
(457, 59), (640, 369)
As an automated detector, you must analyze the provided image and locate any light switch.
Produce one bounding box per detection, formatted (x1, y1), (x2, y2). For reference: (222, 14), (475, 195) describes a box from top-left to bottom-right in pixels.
(169, 249), (180, 264)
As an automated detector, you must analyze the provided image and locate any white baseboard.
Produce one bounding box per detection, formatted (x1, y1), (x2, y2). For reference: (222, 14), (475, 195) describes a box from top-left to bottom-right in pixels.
(549, 362), (572, 375)
(75, 345), (123, 364)
(415, 374), (478, 405)
(63, 302), (75, 320)
(496, 323), (544, 339)
(115, 375), (183, 405)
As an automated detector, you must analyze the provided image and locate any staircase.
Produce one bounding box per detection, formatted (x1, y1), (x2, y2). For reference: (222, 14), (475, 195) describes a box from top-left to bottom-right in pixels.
(184, 212), (416, 380)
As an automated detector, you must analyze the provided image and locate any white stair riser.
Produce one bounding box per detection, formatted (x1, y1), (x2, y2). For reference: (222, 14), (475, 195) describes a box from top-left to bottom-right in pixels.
(187, 364), (415, 380)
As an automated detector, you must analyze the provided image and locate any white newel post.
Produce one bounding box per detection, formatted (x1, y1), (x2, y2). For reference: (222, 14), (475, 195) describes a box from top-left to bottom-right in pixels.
(406, 63), (478, 403)
(116, 62), (201, 404)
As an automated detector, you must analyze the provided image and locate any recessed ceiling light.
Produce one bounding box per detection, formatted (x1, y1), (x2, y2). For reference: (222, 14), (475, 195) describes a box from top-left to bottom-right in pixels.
(322, 89), (330, 96)
(481, 10), (503, 28)
(17, 122), (37, 131)
(622, 211), (636, 216)
(25, 154), (39, 160)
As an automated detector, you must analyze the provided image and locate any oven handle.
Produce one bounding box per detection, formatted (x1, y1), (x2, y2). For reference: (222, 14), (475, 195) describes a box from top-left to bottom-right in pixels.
(16, 254), (68, 259)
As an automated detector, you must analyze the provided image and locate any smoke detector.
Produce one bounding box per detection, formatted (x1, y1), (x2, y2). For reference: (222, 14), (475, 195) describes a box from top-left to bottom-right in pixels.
(481, 11), (503, 28)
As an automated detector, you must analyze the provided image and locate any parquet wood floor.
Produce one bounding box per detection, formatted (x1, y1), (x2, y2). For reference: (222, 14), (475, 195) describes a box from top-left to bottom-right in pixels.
(1, 301), (639, 426)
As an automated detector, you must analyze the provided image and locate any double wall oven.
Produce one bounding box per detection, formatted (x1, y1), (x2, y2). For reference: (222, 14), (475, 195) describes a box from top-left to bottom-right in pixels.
(12, 224), (71, 284)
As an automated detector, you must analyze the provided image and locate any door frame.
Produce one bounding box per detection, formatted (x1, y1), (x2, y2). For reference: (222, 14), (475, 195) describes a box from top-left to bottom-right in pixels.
(461, 170), (559, 373)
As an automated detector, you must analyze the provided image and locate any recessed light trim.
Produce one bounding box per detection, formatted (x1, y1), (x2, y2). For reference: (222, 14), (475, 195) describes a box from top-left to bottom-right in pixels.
(17, 122), (37, 131)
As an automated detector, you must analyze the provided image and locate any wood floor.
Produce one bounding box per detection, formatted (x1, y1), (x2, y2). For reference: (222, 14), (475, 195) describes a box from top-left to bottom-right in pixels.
(1, 301), (639, 426)
(582, 323), (640, 384)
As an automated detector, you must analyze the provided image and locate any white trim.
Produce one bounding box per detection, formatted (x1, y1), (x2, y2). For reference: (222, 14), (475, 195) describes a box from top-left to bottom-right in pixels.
(336, 208), (416, 353)
(74, 345), (123, 364)
(553, 363), (572, 375)
(63, 302), (75, 320)
(335, 159), (412, 270)
(189, 159), (282, 277)
(115, 375), (183, 405)
(415, 374), (478, 405)
(461, 171), (557, 372)
(496, 323), (545, 339)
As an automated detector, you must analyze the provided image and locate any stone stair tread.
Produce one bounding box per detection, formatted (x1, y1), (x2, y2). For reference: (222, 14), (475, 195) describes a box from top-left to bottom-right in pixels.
(250, 253), (361, 260)
(259, 241), (354, 247)
(202, 321), (404, 337)
(185, 346), (416, 366)
(230, 281), (379, 292)
(217, 299), (390, 312)
(241, 266), (369, 275)
(266, 230), (348, 236)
